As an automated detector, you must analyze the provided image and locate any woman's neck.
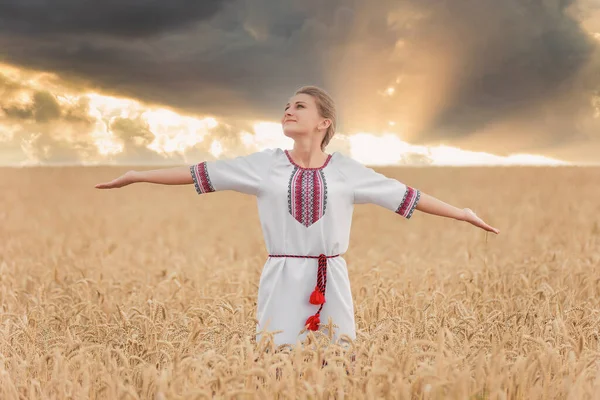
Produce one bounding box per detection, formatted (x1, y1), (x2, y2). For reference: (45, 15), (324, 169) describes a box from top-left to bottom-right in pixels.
(289, 144), (329, 169)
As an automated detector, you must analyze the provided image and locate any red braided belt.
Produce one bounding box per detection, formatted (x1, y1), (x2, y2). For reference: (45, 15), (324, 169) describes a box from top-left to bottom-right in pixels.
(268, 253), (340, 331)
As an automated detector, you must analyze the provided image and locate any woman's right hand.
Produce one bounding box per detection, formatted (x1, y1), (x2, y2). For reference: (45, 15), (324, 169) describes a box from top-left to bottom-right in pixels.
(462, 208), (500, 234)
(95, 170), (138, 189)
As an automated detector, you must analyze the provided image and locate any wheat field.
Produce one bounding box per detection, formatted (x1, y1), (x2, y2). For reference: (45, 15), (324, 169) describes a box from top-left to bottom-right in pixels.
(1, 165), (599, 399)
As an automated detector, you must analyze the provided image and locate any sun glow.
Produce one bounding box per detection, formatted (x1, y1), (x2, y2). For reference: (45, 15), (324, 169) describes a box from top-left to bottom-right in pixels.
(0, 62), (573, 166)
(243, 122), (294, 150)
(348, 133), (567, 166)
(144, 109), (217, 154)
(378, 87), (396, 97)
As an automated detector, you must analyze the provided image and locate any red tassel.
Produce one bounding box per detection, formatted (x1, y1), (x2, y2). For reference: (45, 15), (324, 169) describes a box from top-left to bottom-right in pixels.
(309, 287), (325, 305)
(305, 314), (320, 331)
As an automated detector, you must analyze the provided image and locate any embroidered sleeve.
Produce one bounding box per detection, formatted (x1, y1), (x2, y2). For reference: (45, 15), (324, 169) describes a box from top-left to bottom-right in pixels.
(349, 158), (420, 219)
(189, 148), (275, 196)
(190, 162), (215, 194)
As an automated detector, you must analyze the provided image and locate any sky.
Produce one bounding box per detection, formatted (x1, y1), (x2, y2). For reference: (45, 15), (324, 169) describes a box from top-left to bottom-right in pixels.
(0, 0), (599, 166)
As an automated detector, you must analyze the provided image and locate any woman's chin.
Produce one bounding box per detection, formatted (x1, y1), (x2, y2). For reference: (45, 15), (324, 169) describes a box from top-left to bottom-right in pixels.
(282, 130), (296, 139)
(283, 128), (306, 138)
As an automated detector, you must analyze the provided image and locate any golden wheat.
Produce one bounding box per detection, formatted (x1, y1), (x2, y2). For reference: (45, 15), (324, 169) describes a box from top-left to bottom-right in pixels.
(1, 166), (599, 399)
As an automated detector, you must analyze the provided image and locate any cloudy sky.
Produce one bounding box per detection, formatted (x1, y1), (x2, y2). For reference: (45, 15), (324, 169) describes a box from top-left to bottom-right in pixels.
(0, 0), (599, 166)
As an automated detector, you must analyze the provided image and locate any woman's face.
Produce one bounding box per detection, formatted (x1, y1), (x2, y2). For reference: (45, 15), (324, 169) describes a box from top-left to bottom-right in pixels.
(282, 93), (327, 139)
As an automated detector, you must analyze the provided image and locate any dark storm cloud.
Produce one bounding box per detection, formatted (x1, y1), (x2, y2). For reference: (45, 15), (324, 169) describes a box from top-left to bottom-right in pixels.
(317, 0), (600, 146)
(0, 0), (352, 120)
(0, 0), (232, 38)
(404, 0), (599, 142)
(0, 0), (599, 163)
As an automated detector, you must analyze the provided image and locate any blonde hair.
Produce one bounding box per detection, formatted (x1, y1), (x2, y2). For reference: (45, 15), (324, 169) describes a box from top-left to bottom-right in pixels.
(294, 86), (336, 151)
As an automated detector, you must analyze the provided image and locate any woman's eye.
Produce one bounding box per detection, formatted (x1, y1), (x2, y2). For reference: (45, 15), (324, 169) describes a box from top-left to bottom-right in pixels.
(297, 105), (304, 108)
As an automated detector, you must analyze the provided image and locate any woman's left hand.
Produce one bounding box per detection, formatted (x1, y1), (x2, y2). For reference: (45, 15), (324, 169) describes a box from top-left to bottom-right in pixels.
(95, 170), (138, 189)
(462, 208), (500, 234)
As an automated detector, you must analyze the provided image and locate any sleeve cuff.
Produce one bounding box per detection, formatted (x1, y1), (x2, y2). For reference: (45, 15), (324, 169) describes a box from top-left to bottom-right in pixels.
(395, 187), (420, 219)
(190, 162), (215, 194)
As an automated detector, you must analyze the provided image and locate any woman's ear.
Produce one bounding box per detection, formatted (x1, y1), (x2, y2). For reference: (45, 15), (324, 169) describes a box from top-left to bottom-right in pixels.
(318, 119), (332, 131)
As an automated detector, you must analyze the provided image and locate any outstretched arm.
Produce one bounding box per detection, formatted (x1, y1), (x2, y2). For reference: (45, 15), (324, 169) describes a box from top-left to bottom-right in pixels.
(95, 166), (192, 189)
(416, 192), (500, 234)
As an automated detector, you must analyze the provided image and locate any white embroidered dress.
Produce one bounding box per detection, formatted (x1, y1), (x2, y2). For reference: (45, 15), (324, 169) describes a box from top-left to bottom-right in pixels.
(190, 148), (420, 347)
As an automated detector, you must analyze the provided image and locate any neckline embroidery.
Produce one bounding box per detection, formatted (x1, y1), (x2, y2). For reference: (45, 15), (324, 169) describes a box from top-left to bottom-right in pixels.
(288, 167), (328, 227)
(284, 149), (333, 170)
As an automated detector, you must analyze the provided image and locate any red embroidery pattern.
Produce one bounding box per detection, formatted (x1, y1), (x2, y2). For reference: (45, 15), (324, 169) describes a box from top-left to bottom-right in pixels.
(288, 168), (327, 227)
(190, 162), (215, 194)
(396, 186), (420, 218)
(285, 150), (332, 227)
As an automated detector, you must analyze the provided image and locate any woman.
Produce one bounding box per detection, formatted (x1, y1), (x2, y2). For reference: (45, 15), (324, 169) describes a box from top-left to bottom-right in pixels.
(96, 85), (499, 348)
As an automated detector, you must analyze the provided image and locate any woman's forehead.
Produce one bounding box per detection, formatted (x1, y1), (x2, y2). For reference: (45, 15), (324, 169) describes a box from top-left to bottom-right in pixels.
(287, 93), (314, 105)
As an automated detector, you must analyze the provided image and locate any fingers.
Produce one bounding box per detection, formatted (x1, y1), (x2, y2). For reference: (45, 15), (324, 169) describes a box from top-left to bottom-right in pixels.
(467, 214), (499, 234)
(466, 209), (499, 235)
(486, 225), (500, 234)
(481, 221), (500, 234)
(95, 180), (118, 189)
(95, 173), (132, 189)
